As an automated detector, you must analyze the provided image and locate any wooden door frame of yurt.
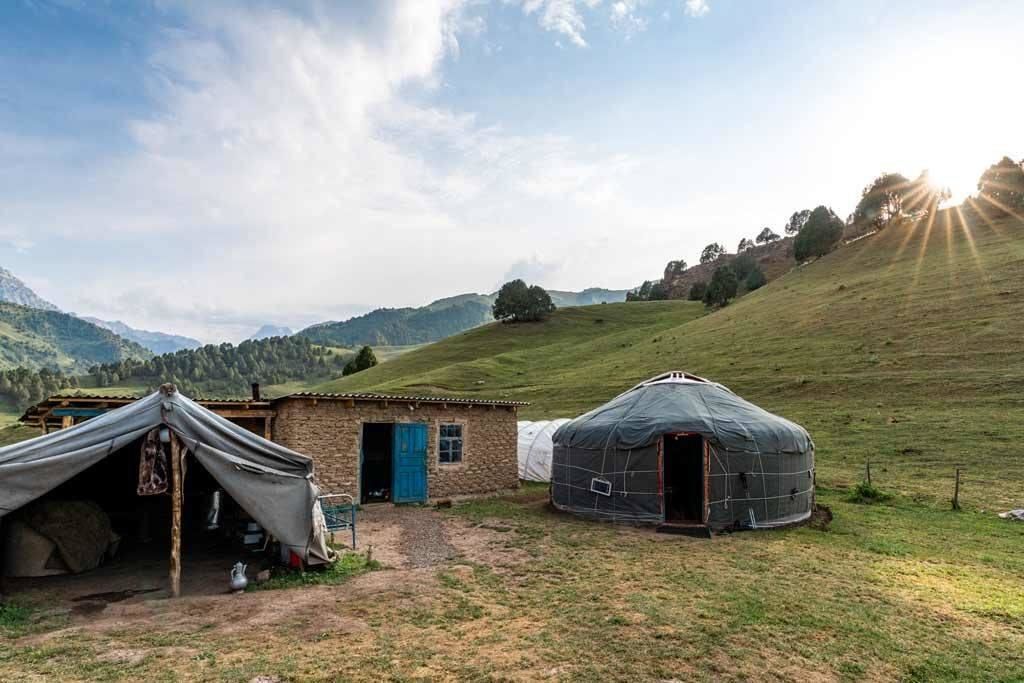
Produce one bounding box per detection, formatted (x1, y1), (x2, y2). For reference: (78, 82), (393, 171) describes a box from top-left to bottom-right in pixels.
(659, 432), (710, 526)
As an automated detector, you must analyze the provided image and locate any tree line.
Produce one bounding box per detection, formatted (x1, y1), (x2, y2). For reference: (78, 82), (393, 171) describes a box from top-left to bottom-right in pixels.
(631, 155), (1024, 308)
(89, 336), (347, 399)
(0, 367), (78, 410)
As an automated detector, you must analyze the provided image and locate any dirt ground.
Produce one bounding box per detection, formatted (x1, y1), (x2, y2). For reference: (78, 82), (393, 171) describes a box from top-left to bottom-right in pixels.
(4, 502), (534, 646)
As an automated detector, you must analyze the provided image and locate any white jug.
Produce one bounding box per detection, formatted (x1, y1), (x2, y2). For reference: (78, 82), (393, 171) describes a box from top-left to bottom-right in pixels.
(230, 562), (248, 591)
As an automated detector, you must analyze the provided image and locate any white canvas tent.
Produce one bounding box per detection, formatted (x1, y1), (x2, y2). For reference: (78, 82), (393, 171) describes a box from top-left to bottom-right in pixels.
(0, 385), (333, 593)
(517, 419), (570, 482)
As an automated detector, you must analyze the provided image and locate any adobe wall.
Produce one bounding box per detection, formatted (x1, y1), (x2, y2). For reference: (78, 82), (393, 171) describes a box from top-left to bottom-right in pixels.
(272, 398), (520, 501)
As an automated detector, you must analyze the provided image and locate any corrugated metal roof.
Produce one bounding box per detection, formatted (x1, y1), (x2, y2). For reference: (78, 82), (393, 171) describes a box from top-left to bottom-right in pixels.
(41, 394), (266, 404)
(278, 392), (528, 407)
(20, 393), (273, 423)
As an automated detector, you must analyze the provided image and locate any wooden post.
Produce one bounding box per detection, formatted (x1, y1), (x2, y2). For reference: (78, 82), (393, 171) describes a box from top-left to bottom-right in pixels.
(952, 468), (962, 510)
(61, 415), (73, 430)
(866, 462), (872, 486)
(169, 432), (183, 598)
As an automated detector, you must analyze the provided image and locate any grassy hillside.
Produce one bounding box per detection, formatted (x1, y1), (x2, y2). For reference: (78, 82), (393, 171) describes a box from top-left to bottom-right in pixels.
(0, 303), (152, 372)
(299, 289), (629, 348)
(320, 208), (1024, 507)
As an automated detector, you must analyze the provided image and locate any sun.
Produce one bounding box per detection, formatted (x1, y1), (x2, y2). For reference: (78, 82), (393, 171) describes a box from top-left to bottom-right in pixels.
(922, 158), (978, 206)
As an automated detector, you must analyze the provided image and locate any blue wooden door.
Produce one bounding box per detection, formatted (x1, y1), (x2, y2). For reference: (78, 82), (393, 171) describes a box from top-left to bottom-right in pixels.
(392, 423), (427, 503)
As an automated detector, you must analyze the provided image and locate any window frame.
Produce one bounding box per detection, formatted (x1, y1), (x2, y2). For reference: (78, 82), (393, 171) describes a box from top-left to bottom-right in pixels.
(437, 422), (464, 465)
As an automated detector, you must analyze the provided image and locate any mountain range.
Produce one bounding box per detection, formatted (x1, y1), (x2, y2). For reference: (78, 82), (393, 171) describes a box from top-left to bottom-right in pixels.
(0, 302), (152, 373)
(81, 317), (202, 355)
(298, 288), (628, 348)
(0, 263), (629, 374)
(249, 324), (295, 340)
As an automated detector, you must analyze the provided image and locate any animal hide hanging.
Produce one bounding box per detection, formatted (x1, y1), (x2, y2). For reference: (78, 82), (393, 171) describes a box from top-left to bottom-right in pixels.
(137, 428), (169, 496)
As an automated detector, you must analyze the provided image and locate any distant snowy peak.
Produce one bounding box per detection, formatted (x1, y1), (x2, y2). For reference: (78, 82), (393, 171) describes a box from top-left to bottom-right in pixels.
(0, 267), (60, 312)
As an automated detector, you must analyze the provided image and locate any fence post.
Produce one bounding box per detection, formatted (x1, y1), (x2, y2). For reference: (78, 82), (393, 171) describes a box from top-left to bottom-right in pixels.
(866, 462), (872, 486)
(952, 468), (962, 511)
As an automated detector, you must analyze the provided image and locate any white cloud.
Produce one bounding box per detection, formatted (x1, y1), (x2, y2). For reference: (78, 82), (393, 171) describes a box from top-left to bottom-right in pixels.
(610, 0), (648, 35)
(517, 0), (601, 47)
(7, 0), (661, 342)
(684, 0), (710, 18)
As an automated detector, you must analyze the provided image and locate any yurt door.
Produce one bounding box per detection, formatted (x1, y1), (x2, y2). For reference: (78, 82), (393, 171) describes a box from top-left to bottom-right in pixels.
(392, 423), (428, 503)
(663, 433), (705, 522)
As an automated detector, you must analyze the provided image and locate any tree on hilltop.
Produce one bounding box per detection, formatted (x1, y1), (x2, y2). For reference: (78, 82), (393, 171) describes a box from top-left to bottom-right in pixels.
(977, 156), (1024, 212)
(666, 260), (688, 276)
(737, 238), (754, 252)
(784, 209), (811, 235)
(756, 227), (780, 244)
(493, 279), (556, 322)
(700, 243), (726, 264)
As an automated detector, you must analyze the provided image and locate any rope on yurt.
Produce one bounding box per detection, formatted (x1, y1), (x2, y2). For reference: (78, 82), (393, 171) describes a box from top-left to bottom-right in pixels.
(709, 443), (731, 511)
(695, 385), (731, 514)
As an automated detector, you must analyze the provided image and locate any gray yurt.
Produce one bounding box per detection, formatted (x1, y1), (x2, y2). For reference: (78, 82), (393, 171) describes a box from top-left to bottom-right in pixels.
(550, 372), (814, 530)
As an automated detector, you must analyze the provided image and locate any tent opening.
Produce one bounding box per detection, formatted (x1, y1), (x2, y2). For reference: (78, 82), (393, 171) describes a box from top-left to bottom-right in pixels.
(361, 423), (393, 504)
(3, 428), (268, 593)
(663, 433), (704, 523)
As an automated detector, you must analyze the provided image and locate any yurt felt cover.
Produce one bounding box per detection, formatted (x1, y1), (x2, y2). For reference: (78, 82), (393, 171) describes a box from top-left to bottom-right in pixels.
(551, 377), (814, 527)
(0, 388), (333, 565)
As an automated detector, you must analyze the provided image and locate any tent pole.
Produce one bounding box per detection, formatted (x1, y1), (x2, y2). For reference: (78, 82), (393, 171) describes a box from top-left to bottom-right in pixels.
(169, 432), (183, 598)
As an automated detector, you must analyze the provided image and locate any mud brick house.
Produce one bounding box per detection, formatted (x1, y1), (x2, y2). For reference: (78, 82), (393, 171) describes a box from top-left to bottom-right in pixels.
(272, 392), (524, 503)
(22, 388), (525, 504)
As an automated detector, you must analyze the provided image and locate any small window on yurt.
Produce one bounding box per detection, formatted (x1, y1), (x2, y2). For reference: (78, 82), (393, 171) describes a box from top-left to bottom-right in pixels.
(439, 424), (463, 464)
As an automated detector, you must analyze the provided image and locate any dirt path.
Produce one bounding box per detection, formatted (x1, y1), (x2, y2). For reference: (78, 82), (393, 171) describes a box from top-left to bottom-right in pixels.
(357, 504), (456, 568)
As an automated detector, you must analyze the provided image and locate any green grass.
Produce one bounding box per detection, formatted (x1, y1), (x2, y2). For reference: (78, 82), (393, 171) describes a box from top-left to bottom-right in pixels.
(0, 602), (34, 637)
(248, 551), (380, 591)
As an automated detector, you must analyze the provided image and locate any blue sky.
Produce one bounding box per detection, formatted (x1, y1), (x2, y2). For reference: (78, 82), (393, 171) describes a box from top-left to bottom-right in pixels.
(1, 0), (1020, 342)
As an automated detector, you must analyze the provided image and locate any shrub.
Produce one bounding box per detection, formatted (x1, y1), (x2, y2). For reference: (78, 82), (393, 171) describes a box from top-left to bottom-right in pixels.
(688, 281), (707, 301)
(343, 345), (378, 376)
(745, 266), (767, 290)
(847, 481), (891, 504)
(794, 205), (844, 261)
(733, 250), (757, 281)
(703, 265), (738, 308)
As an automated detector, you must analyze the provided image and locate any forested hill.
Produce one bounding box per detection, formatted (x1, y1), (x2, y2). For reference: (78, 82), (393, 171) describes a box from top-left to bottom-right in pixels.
(0, 302), (152, 373)
(299, 288), (628, 347)
(81, 317), (202, 355)
(300, 300), (493, 347)
(88, 335), (348, 399)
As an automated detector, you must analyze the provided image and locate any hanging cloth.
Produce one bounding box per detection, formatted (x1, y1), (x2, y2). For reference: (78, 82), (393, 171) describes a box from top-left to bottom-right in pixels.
(137, 428), (169, 495)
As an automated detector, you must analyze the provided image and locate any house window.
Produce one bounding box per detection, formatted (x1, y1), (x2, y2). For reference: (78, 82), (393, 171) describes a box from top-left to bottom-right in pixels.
(438, 424), (463, 464)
